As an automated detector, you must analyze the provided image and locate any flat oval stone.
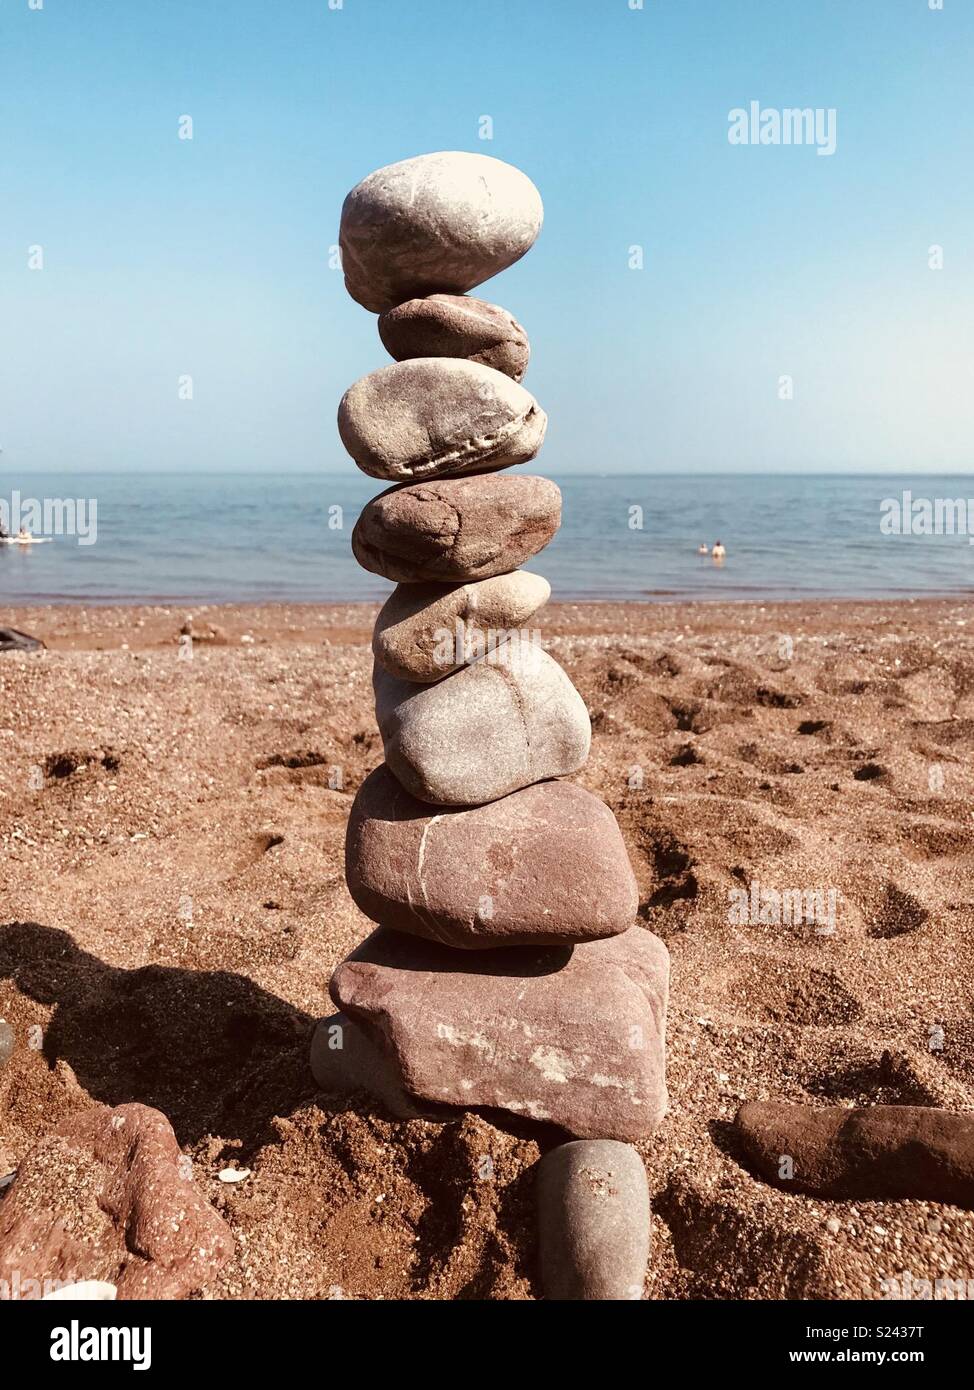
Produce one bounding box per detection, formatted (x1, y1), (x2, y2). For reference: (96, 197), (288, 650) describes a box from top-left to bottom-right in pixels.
(378, 295), (530, 382)
(537, 1141), (651, 1300)
(345, 768), (638, 948)
(352, 474), (561, 584)
(373, 571), (550, 682)
(330, 926), (669, 1141)
(373, 643), (591, 806)
(338, 359), (546, 482)
(340, 151), (543, 314)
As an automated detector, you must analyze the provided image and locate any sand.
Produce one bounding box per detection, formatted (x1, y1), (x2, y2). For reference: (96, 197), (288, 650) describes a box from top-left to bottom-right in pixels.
(1, 597), (972, 1300)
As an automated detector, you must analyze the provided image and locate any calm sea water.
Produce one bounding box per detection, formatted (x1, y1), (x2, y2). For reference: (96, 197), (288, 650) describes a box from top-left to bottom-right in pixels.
(1, 472), (973, 605)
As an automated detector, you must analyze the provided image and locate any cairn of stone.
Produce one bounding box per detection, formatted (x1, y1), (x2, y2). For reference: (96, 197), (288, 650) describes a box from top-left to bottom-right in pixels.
(314, 151), (670, 1299)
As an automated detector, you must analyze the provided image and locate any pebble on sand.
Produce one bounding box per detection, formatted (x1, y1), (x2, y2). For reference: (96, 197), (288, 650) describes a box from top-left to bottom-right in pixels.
(735, 1100), (974, 1207)
(537, 1140), (651, 1300)
(338, 358), (546, 482)
(378, 294), (530, 382)
(0, 1019), (13, 1069)
(373, 642), (591, 806)
(339, 151), (543, 313)
(372, 571), (550, 683)
(345, 767), (639, 948)
(352, 473), (561, 585)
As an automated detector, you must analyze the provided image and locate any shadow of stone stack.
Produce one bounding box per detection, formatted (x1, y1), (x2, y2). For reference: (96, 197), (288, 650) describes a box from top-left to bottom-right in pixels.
(315, 151), (669, 1299)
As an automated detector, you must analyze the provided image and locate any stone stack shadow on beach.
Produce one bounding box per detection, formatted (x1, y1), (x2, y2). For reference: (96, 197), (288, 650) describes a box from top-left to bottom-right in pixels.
(315, 151), (667, 1298)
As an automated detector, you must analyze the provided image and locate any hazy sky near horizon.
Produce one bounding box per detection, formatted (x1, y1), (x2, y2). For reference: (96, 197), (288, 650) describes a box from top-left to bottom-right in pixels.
(2, 0), (971, 476)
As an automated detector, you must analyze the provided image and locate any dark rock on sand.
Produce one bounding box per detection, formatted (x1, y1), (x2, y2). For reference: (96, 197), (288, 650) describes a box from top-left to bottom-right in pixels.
(345, 767), (638, 947)
(0, 1102), (233, 1299)
(352, 474), (561, 584)
(537, 1140), (651, 1300)
(734, 1100), (974, 1207)
(0, 628), (44, 653)
(330, 926), (669, 1141)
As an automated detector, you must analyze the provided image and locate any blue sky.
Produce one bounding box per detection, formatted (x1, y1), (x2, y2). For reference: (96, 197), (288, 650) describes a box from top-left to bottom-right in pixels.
(1, 0), (971, 474)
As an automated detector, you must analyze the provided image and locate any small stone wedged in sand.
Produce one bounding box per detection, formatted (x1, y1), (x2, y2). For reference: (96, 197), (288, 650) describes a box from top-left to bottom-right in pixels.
(537, 1140), (651, 1300)
(310, 1012), (442, 1120)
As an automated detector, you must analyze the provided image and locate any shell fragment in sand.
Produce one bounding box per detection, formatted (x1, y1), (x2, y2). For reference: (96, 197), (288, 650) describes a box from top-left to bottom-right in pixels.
(217, 1167), (251, 1183)
(43, 1281), (118, 1301)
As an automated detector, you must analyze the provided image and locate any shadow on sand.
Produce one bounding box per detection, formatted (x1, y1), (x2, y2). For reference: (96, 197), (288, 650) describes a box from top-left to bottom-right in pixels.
(0, 922), (316, 1155)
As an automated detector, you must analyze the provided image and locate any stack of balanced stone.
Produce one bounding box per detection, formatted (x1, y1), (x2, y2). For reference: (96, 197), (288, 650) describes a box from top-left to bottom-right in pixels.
(314, 151), (670, 1298)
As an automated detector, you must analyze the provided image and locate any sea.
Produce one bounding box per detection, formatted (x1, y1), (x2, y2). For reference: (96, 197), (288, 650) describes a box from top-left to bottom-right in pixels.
(1, 472), (973, 606)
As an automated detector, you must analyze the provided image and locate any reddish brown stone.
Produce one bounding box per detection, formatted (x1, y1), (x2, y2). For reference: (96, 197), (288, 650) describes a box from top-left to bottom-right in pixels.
(378, 294), (530, 381)
(734, 1101), (974, 1206)
(0, 1103), (233, 1300)
(352, 473), (561, 584)
(330, 926), (669, 1141)
(345, 767), (638, 948)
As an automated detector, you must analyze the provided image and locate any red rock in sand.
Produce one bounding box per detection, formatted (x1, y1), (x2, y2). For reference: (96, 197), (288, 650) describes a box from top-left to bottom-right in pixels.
(734, 1101), (974, 1207)
(0, 1102), (233, 1300)
(330, 925), (669, 1141)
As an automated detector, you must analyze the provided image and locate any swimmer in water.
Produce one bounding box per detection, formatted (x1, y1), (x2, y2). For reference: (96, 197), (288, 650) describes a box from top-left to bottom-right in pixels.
(711, 540), (726, 562)
(17, 528), (31, 542)
(697, 543), (709, 555)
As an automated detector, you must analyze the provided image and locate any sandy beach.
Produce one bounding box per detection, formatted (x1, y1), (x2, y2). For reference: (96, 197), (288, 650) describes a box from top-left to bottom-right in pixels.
(1, 596), (973, 1300)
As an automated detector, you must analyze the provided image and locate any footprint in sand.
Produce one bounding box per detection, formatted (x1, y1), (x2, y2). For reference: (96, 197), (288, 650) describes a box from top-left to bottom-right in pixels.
(862, 882), (929, 939)
(728, 959), (864, 1028)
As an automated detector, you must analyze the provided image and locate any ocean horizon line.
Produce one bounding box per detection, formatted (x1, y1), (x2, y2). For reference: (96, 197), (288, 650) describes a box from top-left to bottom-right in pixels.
(3, 469), (974, 481)
(5, 589), (970, 611)
(2, 474), (970, 608)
